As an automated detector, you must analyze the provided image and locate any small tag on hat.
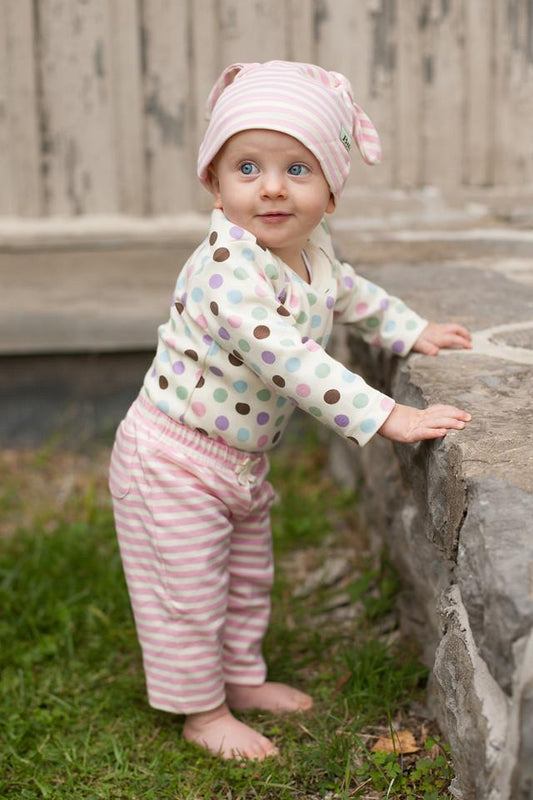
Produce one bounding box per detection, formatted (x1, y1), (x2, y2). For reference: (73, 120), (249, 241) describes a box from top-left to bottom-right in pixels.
(339, 126), (352, 152)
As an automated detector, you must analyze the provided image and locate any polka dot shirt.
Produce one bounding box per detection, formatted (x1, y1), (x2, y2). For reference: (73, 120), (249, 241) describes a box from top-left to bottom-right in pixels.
(143, 210), (427, 451)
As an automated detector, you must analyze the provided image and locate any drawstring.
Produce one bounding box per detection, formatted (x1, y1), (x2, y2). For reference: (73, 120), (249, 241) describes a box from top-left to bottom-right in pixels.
(235, 456), (261, 487)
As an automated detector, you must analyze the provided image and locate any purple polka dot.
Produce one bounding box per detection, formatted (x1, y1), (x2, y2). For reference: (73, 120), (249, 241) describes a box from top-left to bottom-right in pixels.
(343, 276), (354, 289)
(203, 334), (213, 345)
(229, 226), (244, 239)
(257, 412), (270, 425)
(392, 340), (405, 354)
(334, 414), (350, 428)
(172, 360), (185, 375)
(262, 351), (276, 364)
(209, 274), (224, 289)
(215, 416), (229, 431)
(380, 299), (390, 311)
(218, 327), (230, 340)
(210, 366), (224, 377)
(326, 296), (335, 309)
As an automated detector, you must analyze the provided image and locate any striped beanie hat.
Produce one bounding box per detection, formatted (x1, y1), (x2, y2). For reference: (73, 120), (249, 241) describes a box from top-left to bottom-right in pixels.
(197, 60), (381, 198)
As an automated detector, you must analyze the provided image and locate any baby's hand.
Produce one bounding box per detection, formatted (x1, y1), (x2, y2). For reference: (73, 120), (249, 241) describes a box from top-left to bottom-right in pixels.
(413, 322), (472, 356)
(378, 403), (471, 444)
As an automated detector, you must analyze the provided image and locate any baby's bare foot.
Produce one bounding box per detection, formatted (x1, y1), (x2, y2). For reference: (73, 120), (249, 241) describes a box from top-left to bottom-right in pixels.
(225, 681), (313, 713)
(183, 702), (278, 761)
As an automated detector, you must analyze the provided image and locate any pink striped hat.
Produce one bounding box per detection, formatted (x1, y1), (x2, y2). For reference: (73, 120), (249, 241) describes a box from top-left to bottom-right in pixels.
(197, 60), (381, 198)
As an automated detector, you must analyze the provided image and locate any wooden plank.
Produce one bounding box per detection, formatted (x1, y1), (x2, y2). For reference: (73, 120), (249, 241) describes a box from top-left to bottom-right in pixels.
(395, 0), (423, 188)
(218, 0), (289, 65)
(38, 0), (119, 214)
(142, 0), (192, 214)
(419, 0), (465, 191)
(109, 0), (145, 214)
(464, 0), (494, 186)
(316, 0), (394, 193)
(286, 0), (315, 63)
(191, 0), (220, 212)
(0, 1), (41, 216)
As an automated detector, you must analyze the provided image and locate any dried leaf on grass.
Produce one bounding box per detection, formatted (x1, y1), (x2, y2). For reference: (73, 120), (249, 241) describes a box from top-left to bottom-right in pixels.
(372, 729), (420, 754)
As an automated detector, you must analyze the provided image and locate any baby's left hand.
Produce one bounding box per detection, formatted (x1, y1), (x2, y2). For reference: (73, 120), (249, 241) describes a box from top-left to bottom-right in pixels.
(413, 322), (472, 356)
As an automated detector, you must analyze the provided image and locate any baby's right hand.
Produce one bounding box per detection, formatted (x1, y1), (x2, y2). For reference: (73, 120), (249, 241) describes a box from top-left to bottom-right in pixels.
(378, 402), (471, 444)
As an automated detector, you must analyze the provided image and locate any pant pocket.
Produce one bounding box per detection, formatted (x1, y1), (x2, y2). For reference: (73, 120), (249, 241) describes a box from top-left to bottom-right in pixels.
(109, 419), (138, 499)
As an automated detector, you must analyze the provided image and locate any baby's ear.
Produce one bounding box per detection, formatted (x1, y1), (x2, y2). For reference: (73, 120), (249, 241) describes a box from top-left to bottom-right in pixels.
(326, 193), (336, 213)
(206, 166), (223, 209)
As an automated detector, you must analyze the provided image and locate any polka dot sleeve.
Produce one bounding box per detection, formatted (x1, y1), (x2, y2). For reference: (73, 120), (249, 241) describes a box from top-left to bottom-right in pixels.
(334, 260), (428, 356)
(186, 228), (395, 446)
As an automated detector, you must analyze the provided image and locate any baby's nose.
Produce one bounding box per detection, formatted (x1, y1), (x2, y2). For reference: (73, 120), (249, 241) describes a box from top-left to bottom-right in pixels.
(260, 172), (287, 197)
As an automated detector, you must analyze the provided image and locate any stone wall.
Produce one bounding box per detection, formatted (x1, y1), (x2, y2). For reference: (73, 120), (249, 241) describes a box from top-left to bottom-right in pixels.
(329, 241), (533, 799)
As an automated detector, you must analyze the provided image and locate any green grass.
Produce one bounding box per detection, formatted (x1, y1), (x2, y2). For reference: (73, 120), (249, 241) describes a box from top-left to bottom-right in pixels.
(0, 426), (453, 799)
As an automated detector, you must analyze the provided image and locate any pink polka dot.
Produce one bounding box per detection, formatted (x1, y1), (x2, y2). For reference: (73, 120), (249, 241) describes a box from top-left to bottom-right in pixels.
(296, 383), (311, 397)
(228, 315), (242, 328)
(380, 396), (395, 411)
(255, 284), (268, 298)
(305, 340), (320, 352)
(192, 401), (206, 417)
(196, 314), (208, 330)
(356, 302), (368, 314)
(257, 435), (268, 448)
(289, 295), (299, 308)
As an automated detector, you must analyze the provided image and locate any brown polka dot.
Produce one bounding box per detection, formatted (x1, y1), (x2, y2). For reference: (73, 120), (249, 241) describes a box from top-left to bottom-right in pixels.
(185, 349), (199, 361)
(229, 352), (243, 366)
(277, 305), (290, 317)
(195, 376), (205, 388)
(159, 376), (168, 390)
(209, 231), (218, 245)
(213, 247), (230, 262)
(272, 375), (286, 388)
(324, 389), (341, 404)
(347, 436), (359, 445)
(253, 325), (270, 339)
(175, 301), (184, 314)
(195, 428), (208, 436)
(272, 431), (281, 443)
(236, 402), (250, 415)
(210, 301), (219, 315)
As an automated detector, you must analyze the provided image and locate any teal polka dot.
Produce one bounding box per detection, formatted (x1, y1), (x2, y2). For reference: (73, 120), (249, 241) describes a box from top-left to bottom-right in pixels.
(275, 415), (285, 427)
(214, 388), (228, 402)
(238, 339), (251, 353)
(265, 263), (279, 279)
(227, 289), (243, 304)
(176, 387), (187, 400)
(360, 418), (376, 433)
(191, 287), (204, 301)
(366, 317), (379, 328)
(315, 363), (331, 378)
(311, 314), (322, 328)
(276, 396), (287, 408)
(242, 248), (255, 260)
(233, 380), (248, 393)
(252, 306), (268, 320)
(353, 393), (369, 408)
(385, 321), (396, 333)
(406, 319), (418, 330)
(159, 350), (170, 362)
(156, 400), (170, 413)
(280, 338), (295, 347)
(320, 219), (330, 233)
(342, 369), (356, 383)
(256, 389), (271, 401)
(237, 428), (250, 442)
(309, 406), (322, 417)
(395, 302), (407, 313)
(208, 342), (219, 356)
(296, 311), (308, 324)
(286, 357), (301, 372)
(307, 293), (317, 306)
(234, 267), (249, 280)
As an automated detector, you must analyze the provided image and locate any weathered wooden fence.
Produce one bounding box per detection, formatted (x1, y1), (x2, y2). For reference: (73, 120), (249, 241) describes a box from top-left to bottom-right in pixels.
(1, 0), (533, 221)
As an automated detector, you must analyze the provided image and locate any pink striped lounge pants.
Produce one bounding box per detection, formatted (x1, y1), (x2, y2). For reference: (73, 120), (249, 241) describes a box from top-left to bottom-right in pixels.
(109, 392), (276, 715)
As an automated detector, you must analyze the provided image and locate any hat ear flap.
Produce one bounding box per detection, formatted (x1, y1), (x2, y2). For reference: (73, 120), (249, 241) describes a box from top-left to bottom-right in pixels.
(353, 103), (382, 165)
(204, 62), (257, 119)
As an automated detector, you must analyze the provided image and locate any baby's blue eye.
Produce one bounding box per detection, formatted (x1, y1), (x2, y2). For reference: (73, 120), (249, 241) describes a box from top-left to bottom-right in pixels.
(288, 163), (309, 176)
(240, 162), (259, 175)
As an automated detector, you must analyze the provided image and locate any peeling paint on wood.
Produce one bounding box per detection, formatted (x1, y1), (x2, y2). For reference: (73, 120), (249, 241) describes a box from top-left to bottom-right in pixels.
(0, 0), (532, 220)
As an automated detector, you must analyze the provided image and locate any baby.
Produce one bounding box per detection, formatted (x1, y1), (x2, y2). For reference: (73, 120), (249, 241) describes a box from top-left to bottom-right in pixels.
(109, 61), (471, 762)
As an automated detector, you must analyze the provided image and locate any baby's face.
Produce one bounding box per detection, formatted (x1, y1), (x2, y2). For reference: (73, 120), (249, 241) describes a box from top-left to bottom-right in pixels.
(208, 129), (335, 269)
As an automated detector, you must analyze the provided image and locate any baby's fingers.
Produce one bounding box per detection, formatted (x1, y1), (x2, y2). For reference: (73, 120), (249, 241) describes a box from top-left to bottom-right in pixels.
(425, 404), (472, 430)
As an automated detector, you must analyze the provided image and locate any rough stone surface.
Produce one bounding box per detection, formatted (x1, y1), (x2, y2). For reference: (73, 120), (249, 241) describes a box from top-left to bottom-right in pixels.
(329, 239), (533, 799)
